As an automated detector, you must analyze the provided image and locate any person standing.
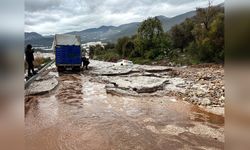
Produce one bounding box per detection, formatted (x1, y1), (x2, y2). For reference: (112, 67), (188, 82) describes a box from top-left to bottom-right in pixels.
(81, 56), (90, 70)
(25, 44), (36, 76)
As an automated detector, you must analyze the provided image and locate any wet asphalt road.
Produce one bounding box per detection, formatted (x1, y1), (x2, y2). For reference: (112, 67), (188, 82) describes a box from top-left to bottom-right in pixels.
(25, 73), (224, 150)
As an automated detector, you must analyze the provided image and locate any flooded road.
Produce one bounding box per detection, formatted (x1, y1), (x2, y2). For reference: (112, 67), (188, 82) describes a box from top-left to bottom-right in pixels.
(25, 73), (224, 150)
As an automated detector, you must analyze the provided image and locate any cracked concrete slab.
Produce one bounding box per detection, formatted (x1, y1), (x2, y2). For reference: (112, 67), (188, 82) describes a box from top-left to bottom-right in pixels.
(26, 77), (58, 95)
(104, 76), (169, 95)
(89, 60), (172, 76)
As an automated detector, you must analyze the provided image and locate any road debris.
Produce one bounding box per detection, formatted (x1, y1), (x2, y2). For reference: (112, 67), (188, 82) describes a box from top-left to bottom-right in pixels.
(25, 60), (224, 150)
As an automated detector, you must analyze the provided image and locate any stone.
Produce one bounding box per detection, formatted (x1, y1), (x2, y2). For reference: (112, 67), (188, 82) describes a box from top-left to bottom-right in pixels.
(26, 77), (58, 95)
(160, 125), (186, 135)
(219, 96), (225, 101)
(201, 98), (211, 106)
(104, 76), (169, 94)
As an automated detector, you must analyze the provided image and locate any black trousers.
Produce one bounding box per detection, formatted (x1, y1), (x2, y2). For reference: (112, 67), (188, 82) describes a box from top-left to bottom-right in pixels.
(27, 60), (35, 75)
(82, 60), (89, 69)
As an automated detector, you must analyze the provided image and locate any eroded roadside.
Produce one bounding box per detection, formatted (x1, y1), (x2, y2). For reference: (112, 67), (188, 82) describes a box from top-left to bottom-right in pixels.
(25, 60), (224, 150)
(89, 60), (224, 115)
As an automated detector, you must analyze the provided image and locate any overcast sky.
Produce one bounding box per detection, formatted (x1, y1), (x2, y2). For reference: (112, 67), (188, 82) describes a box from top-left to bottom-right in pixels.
(25, 0), (224, 35)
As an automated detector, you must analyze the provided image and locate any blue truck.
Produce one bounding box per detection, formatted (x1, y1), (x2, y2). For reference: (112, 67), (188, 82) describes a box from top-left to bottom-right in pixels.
(53, 34), (82, 72)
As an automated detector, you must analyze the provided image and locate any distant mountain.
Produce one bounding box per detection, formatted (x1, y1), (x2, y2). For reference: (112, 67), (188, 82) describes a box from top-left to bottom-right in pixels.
(25, 32), (43, 41)
(25, 10), (198, 47)
(159, 11), (196, 31)
(25, 32), (53, 47)
(218, 2), (224, 7)
(67, 11), (196, 43)
(67, 22), (141, 43)
(155, 15), (170, 21)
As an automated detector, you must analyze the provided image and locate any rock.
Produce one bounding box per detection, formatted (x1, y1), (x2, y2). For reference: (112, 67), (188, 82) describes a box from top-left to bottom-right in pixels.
(196, 90), (205, 96)
(189, 95), (196, 103)
(142, 66), (172, 72)
(164, 77), (186, 93)
(35, 74), (54, 81)
(105, 83), (115, 88)
(146, 125), (159, 134)
(219, 96), (225, 101)
(160, 125), (186, 135)
(104, 76), (169, 94)
(189, 124), (224, 142)
(92, 67), (133, 76)
(201, 98), (211, 106)
(106, 87), (138, 96)
(26, 77), (58, 95)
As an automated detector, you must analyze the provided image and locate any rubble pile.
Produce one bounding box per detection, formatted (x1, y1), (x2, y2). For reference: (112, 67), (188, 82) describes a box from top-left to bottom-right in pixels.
(89, 60), (225, 108)
(172, 65), (225, 107)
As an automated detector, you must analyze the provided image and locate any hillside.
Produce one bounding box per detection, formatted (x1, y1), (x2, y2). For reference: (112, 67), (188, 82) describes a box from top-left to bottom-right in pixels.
(25, 32), (53, 47)
(25, 10), (196, 47)
(161, 11), (196, 31)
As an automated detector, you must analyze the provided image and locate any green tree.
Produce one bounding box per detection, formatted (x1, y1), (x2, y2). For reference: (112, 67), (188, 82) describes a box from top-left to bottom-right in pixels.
(93, 44), (105, 56)
(187, 16), (224, 63)
(136, 17), (169, 59)
(170, 18), (194, 51)
(105, 43), (115, 50)
(89, 46), (95, 59)
(124, 40), (135, 58)
(116, 36), (130, 57)
(195, 0), (222, 31)
(116, 36), (135, 58)
(208, 12), (224, 62)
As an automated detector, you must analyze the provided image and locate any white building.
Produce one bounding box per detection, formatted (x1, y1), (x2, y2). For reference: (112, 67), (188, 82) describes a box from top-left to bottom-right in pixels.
(81, 41), (107, 49)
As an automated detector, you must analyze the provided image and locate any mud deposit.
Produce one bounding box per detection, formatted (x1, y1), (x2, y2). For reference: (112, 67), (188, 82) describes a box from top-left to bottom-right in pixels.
(26, 71), (224, 150)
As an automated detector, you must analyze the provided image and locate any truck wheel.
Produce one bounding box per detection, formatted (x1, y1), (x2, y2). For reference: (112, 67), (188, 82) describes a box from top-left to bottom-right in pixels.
(57, 66), (64, 72)
(73, 66), (81, 72)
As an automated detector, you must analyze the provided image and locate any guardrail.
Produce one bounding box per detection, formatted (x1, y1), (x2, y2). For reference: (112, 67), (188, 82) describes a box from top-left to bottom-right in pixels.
(25, 60), (55, 89)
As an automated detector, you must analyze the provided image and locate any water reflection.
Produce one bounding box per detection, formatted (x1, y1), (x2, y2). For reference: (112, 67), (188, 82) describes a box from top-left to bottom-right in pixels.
(25, 74), (224, 150)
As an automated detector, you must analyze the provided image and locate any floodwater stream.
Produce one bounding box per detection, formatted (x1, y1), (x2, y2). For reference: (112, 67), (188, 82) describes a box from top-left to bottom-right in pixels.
(25, 73), (224, 150)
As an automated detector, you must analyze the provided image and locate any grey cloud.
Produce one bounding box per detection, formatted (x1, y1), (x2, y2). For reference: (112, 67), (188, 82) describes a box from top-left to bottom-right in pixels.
(25, 12), (61, 25)
(25, 16), (60, 26)
(25, 0), (224, 35)
(25, 0), (63, 12)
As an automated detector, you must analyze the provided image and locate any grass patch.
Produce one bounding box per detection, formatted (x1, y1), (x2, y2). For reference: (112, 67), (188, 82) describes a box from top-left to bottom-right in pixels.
(94, 50), (121, 62)
(25, 57), (52, 70)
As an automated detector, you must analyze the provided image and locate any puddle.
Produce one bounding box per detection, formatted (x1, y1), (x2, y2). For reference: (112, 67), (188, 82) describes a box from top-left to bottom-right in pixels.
(25, 74), (224, 150)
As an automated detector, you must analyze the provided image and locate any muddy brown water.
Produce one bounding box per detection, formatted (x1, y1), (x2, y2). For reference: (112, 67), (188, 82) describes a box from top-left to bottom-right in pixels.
(25, 74), (224, 150)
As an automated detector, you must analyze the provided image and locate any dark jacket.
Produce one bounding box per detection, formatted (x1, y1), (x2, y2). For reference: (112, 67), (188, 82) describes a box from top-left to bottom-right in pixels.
(82, 56), (89, 65)
(25, 48), (34, 62)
